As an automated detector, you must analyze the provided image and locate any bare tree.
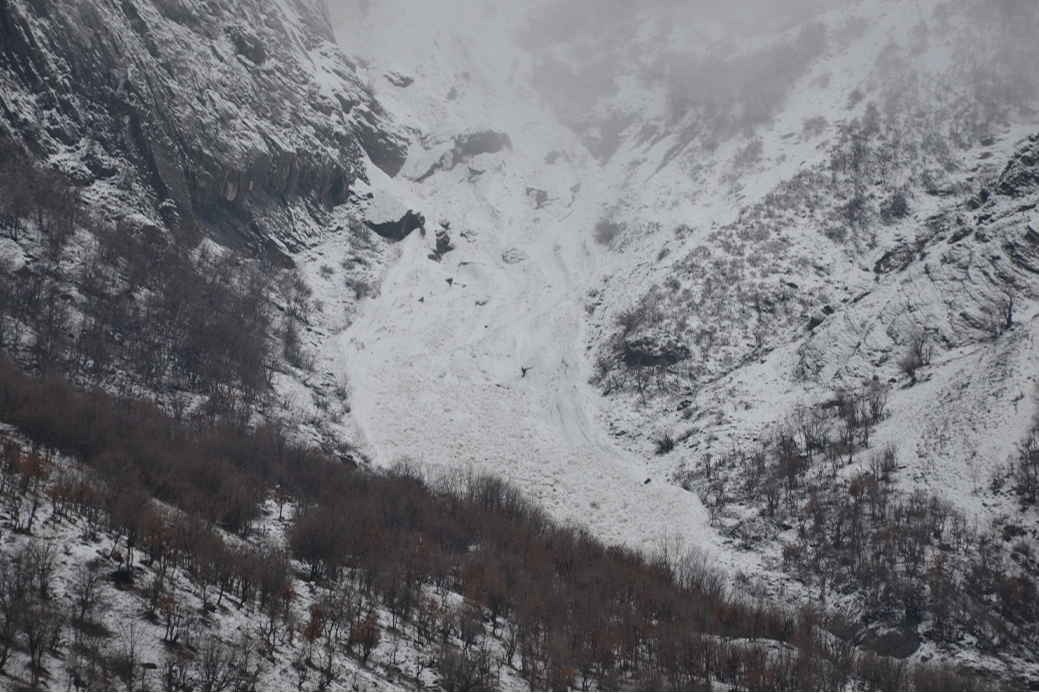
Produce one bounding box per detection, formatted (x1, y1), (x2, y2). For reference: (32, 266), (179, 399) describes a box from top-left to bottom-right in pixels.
(1015, 420), (1039, 505)
(22, 592), (65, 688)
(997, 291), (1015, 334)
(898, 330), (932, 384)
(349, 610), (381, 664)
(113, 621), (143, 691)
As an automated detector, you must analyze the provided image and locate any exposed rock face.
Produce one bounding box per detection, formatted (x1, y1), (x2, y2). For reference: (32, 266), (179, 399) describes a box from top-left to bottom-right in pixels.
(366, 210), (425, 241)
(859, 625), (921, 659)
(434, 228), (452, 256)
(0, 0), (407, 254)
(412, 129), (512, 182)
(452, 130), (512, 162)
(997, 133), (1039, 197)
(622, 329), (691, 368)
(873, 245), (916, 275)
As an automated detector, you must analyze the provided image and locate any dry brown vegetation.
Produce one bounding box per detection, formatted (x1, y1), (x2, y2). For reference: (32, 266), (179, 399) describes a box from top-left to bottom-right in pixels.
(0, 132), (316, 413)
(675, 386), (1039, 686)
(0, 356), (983, 690)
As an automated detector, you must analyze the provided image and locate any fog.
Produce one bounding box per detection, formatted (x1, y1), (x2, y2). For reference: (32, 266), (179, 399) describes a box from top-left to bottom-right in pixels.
(324, 0), (1039, 150)
(325, 0), (833, 40)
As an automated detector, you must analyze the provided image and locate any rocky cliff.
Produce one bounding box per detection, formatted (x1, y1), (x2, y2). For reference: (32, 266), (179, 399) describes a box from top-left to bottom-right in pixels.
(0, 0), (407, 257)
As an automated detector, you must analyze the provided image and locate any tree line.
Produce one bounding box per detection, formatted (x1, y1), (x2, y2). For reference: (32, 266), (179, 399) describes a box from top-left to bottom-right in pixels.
(0, 354), (979, 690)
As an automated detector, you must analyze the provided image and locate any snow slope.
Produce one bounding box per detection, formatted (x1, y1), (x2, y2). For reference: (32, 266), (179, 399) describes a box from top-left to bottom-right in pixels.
(575, 0), (1039, 536)
(322, 1), (740, 564)
(316, 8), (1039, 681)
(322, 0), (1039, 576)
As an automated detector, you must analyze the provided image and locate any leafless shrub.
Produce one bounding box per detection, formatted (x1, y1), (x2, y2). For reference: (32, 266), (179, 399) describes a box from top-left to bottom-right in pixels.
(349, 277), (379, 300)
(984, 291), (1016, 338)
(286, 274), (312, 321)
(282, 319), (313, 371)
(362, 77), (377, 102)
(1015, 419), (1039, 506)
(437, 642), (493, 692)
(846, 86), (865, 109)
(111, 621), (143, 692)
(870, 443), (898, 483)
(897, 331), (932, 383)
(864, 380), (890, 422)
(615, 306), (644, 336)
(655, 431), (676, 455)
(879, 189), (910, 223)
(349, 611), (381, 664)
(194, 633), (257, 691)
(594, 216), (625, 246)
(70, 561), (105, 625)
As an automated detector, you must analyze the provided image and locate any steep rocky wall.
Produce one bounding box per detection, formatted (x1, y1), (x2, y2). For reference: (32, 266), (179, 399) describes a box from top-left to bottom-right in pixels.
(0, 0), (407, 254)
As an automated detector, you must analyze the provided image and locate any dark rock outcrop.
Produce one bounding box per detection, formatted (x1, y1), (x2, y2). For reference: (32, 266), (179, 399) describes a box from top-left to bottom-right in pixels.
(622, 330), (691, 368)
(434, 228), (453, 256)
(526, 187), (550, 209)
(366, 210), (425, 242)
(385, 71), (413, 88)
(226, 24), (267, 64)
(0, 0), (408, 255)
(413, 129), (512, 183)
(452, 130), (512, 163)
(859, 625), (921, 659)
(996, 133), (1039, 198)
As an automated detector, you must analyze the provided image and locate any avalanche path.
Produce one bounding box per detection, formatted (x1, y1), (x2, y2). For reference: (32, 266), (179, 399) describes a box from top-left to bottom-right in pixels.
(325, 1), (723, 559)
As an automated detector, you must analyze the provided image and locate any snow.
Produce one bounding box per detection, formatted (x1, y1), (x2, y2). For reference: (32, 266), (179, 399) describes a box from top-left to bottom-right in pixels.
(320, 1), (753, 568)
(310, 3), (1039, 681)
(0, 0), (1035, 684)
(317, 0), (1039, 594)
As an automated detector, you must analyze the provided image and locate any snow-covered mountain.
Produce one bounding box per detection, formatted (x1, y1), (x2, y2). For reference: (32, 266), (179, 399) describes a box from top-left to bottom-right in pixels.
(318, 0), (1039, 683)
(0, 0), (1037, 688)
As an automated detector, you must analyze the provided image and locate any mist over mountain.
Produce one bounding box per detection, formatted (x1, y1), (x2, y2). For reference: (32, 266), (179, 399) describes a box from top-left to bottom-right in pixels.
(0, 0), (1036, 689)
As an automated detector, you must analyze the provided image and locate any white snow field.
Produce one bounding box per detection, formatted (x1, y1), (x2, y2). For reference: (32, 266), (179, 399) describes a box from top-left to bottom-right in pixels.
(322, 1), (733, 561)
(320, 0), (1039, 601)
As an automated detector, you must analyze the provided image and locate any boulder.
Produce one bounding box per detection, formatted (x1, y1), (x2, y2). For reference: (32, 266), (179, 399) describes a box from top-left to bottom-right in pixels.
(452, 130), (512, 163)
(526, 187), (550, 209)
(366, 210), (425, 242)
(385, 72), (414, 88)
(435, 229), (453, 256)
